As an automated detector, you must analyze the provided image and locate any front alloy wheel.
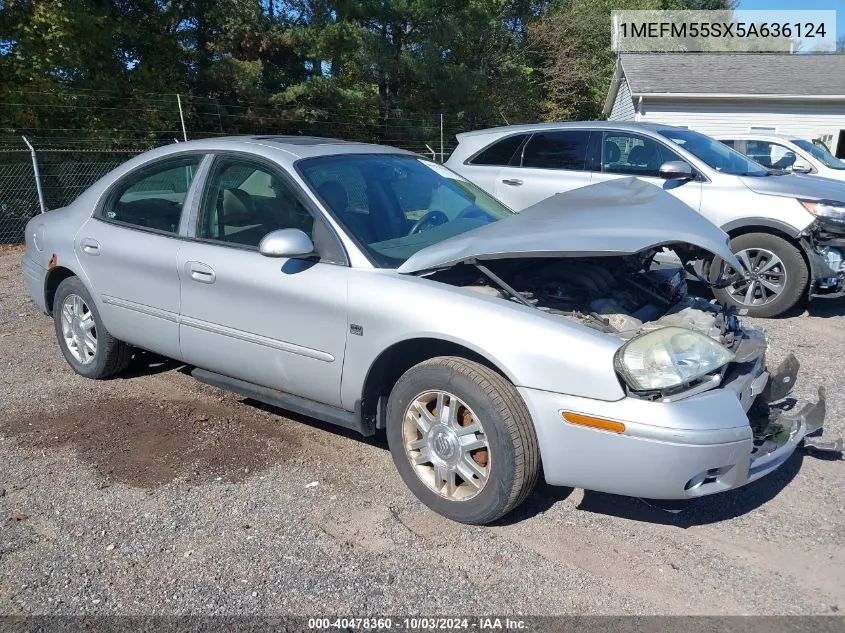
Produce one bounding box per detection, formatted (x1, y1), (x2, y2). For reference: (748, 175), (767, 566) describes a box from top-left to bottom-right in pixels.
(386, 356), (539, 525)
(711, 232), (808, 318)
(724, 247), (786, 307)
(403, 390), (490, 500)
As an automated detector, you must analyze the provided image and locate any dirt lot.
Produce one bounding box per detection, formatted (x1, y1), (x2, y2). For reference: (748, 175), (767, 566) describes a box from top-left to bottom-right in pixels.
(1, 245), (844, 616)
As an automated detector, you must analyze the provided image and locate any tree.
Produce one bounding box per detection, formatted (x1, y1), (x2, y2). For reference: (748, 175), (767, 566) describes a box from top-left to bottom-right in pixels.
(531, 0), (734, 121)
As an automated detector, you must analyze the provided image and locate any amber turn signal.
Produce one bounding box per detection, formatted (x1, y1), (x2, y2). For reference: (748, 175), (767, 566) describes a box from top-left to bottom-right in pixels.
(561, 411), (626, 434)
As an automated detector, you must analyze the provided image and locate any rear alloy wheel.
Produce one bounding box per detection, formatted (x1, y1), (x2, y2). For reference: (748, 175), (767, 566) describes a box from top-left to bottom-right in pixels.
(386, 356), (539, 525)
(60, 293), (98, 365)
(712, 232), (808, 318)
(53, 276), (133, 379)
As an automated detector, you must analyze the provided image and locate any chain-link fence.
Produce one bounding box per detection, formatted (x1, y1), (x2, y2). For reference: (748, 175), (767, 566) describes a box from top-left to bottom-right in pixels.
(0, 148), (41, 244)
(0, 141), (155, 244)
(0, 107), (468, 244)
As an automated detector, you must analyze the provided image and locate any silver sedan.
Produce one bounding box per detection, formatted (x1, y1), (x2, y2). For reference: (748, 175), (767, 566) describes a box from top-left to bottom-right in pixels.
(20, 137), (837, 524)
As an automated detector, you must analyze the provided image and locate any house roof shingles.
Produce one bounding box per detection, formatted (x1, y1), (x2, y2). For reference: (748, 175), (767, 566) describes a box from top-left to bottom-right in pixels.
(620, 53), (845, 96)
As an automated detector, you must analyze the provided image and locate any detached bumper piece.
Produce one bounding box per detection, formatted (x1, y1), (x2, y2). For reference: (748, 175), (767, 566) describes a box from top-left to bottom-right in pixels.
(749, 354), (842, 468)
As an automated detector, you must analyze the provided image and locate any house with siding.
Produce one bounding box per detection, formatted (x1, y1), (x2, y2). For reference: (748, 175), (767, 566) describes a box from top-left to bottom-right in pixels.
(603, 53), (845, 156)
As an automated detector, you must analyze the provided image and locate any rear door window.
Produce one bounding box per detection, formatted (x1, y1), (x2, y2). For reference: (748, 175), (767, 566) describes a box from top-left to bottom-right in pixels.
(101, 156), (202, 234)
(520, 130), (591, 170)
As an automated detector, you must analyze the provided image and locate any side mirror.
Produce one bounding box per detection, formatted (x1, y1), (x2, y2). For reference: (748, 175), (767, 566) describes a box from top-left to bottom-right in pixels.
(790, 159), (813, 174)
(658, 160), (695, 181)
(258, 228), (315, 258)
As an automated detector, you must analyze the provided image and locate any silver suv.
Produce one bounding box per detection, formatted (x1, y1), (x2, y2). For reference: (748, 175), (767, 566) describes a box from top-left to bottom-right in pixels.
(446, 122), (845, 317)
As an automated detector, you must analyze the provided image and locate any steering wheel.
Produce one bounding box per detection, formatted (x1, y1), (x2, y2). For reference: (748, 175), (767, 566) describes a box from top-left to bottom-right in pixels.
(409, 209), (448, 234)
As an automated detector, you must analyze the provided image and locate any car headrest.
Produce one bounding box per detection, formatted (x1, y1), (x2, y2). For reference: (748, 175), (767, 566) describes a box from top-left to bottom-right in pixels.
(221, 188), (255, 225)
(628, 144), (658, 167)
(603, 140), (621, 163)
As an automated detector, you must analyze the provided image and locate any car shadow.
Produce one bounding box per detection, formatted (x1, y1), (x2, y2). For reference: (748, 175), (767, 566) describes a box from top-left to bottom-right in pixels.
(118, 350), (184, 378)
(575, 450), (809, 528)
(491, 481), (575, 526)
(687, 280), (845, 319)
(241, 397), (390, 450)
(802, 295), (845, 318)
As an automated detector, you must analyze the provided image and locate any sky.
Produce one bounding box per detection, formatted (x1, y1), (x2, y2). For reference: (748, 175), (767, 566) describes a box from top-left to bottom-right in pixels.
(737, 0), (842, 44)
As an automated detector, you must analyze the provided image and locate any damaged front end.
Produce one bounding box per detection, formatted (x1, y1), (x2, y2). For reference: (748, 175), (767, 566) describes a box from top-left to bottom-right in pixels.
(750, 357), (841, 458)
(801, 216), (845, 299)
(426, 244), (842, 464)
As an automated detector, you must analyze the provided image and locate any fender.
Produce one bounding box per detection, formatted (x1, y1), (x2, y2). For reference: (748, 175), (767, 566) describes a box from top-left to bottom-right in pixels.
(720, 217), (802, 239)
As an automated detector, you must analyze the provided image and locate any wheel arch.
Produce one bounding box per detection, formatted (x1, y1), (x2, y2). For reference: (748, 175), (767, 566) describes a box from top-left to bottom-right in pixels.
(44, 265), (79, 314)
(360, 337), (515, 431)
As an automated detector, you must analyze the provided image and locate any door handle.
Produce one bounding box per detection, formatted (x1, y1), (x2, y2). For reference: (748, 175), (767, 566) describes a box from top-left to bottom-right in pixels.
(501, 178), (523, 186)
(80, 237), (100, 256)
(186, 261), (216, 284)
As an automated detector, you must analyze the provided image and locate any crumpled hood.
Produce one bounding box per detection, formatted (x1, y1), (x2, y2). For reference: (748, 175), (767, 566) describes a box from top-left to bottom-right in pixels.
(739, 172), (845, 202)
(398, 177), (742, 273)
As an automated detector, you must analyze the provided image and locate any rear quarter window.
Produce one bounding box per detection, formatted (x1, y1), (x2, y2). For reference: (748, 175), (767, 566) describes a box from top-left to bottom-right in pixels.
(468, 134), (528, 166)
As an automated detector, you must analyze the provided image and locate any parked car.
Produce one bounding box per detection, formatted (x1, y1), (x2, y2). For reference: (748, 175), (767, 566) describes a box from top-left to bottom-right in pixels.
(716, 133), (845, 182)
(21, 137), (837, 524)
(445, 122), (845, 318)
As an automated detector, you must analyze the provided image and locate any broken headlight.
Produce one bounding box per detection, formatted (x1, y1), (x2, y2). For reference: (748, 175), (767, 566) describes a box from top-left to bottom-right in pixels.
(614, 327), (734, 391)
(800, 199), (845, 223)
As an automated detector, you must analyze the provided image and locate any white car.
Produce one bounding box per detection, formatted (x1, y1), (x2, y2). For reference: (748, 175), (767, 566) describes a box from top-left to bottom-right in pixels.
(446, 122), (845, 317)
(717, 133), (845, 182)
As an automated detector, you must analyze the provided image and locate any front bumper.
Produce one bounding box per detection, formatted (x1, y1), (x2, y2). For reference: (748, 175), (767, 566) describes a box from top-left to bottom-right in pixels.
(521, 355), (837, 499)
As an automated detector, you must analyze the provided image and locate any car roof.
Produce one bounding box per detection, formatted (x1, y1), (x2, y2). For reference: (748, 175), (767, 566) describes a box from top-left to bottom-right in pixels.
(714, 133), (802, 142)
(455, 121), (686, 139)
(141, 135), (417, 161)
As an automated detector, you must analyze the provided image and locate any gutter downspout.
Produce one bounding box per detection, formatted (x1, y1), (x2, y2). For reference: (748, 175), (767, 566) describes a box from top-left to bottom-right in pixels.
(635, 96), (643, 122)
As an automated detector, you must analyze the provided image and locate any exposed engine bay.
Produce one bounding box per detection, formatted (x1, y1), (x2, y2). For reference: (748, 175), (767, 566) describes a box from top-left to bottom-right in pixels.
(428, 246), (751, 347)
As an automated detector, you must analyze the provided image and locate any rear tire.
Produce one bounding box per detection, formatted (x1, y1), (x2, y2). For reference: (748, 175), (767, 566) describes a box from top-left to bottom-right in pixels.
(711, 232), (808, 318)
(386, 356), (539, 525)
(53, 276), (133, 379)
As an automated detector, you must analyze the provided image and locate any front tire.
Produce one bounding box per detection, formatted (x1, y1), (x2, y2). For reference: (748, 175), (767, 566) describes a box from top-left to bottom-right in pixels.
(53, 276), (133, 379)
(711, 232), (808, 318)
(386, 356), (539, 525)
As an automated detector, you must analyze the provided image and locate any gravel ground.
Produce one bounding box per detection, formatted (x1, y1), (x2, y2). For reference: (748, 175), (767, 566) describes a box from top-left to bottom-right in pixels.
(1, 245), (844, 616)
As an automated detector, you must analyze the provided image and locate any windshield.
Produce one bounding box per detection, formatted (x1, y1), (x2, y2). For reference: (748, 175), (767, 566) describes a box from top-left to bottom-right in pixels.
(793, 139), (845, 170)
(657, 127), (770, 176)
(298, 154), (513, 267)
